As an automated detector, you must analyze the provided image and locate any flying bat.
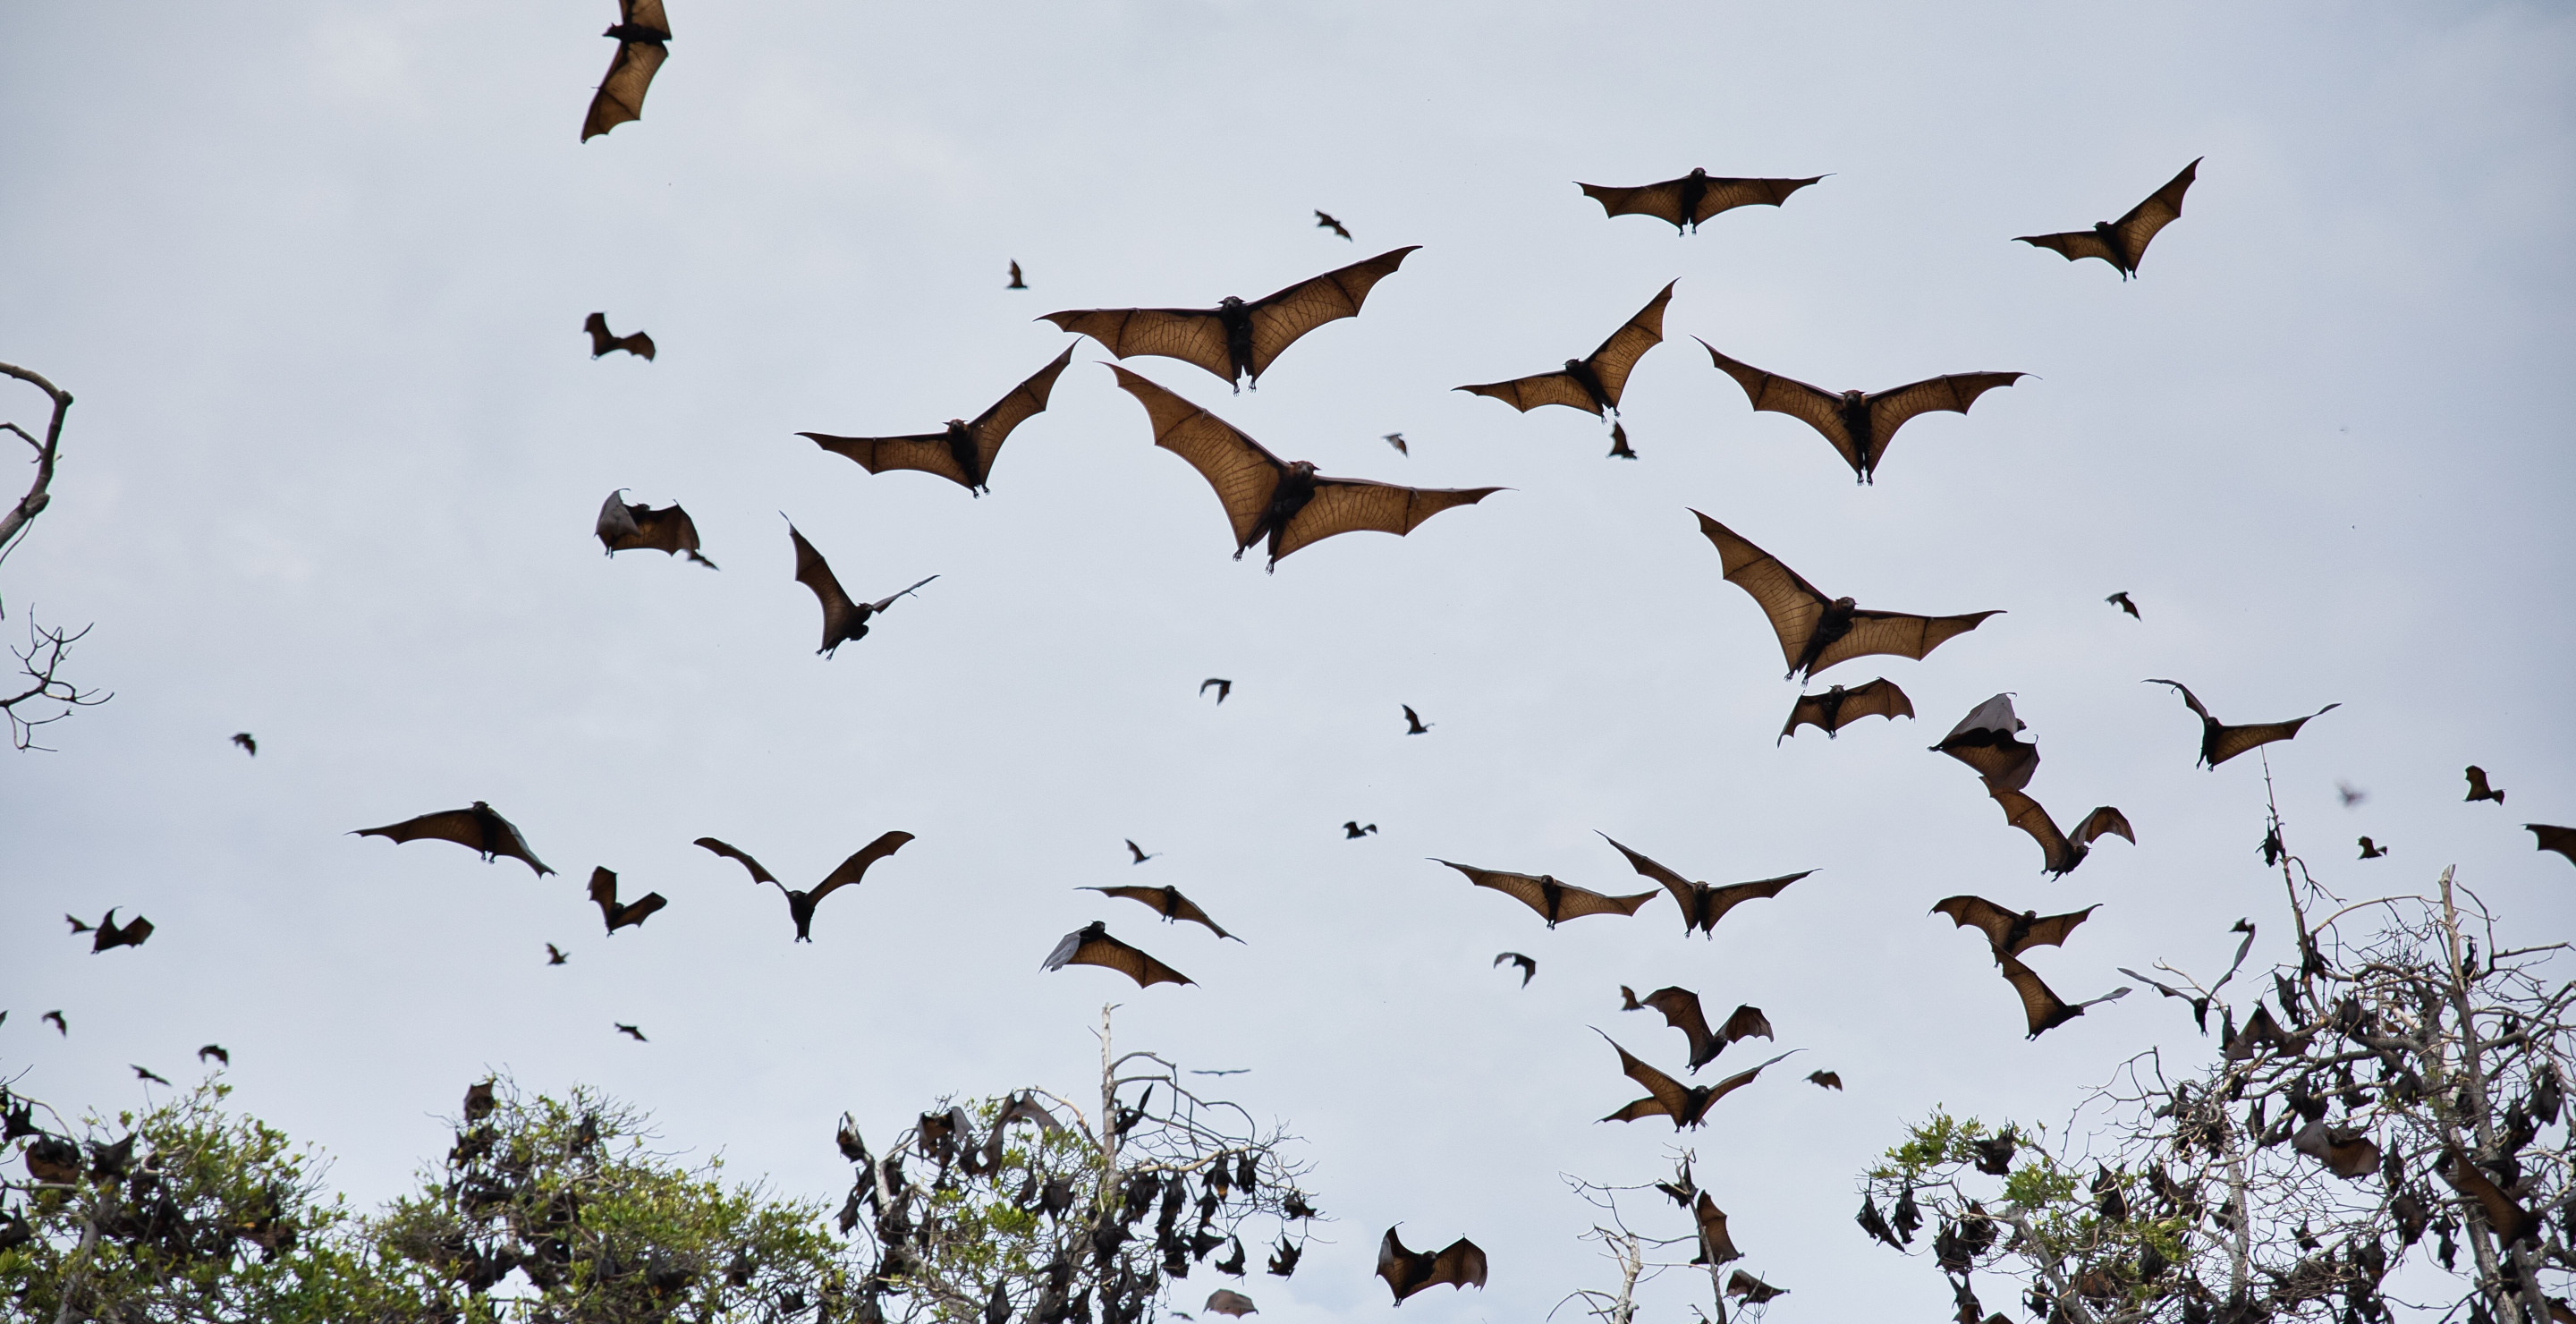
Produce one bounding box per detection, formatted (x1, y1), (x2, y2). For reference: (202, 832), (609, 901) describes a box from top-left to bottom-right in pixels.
(353, 801), (554, 876)
(1596, 833), (1810, 938)
(583, 311), (656, 359)
(1106, 366), (1499, 571)
(2338, 781), (2367, 807)
(1124, 839), (1157, 864)
(589, 867), (667, 935)
(2291, 1121), (2380, 1180)
(1081, 885), (1238, 940)
(198, 1044), (228, 1065)
(1779, 678), (1913, 744)
(1597, 1032), (1797, 1128)
(41, 1011), (65, 1035)
(547, 943), (569, 964)
(596, 491), (715, 567)
(1689, 1191), (1742, 1265)
(1046, 247), (1419, 391)
(1402, 705), (1430, 735)
(1931, 693), (2039, 792)
(1433, 859), (1656, 928)
(2015, 159), (2200, 279)
(1699, 340), (2025, 485)
(799, 347), (1074, 495)
(1314, 211), (1351, 240)
(1204, 1290), (1257, 1318)
(1724, 1271), (1787, 1303)
(69, 909), (154, 954)
(1375, 1228), (1487, 1303)
(2358, 836), (2387, 860)
(1808, 1071), (1843, 1091)
(580, 0), (670, 141)
(2464, 766), (2504, 804)
(2106, 591), (2140, 619)
(2528, 824), (2575, 865)
(231, 732), (256, 756)
(785, 522), (936, 655)
(1990, 786), (2133, 876)
(1457, 281), (1673, 420)
(1606, 420), (1636, 459)
(1008, 261), (1027, 290)
(1201, 678), (1232, 703)
(1343, 821), (1378, 838)
(1383, 433), (1407, 455)
(2144, 680), (2340, 768)
(695, 831), (914, 941)
(1577, 168), (1823, 234)
(1933, 896), (2099, 962)
(1041, 921), (1193, 988)
(614, 1023), (648, 1041)
(1618, 985), (1770, 1071)
(1996, 954), (2129, 1039)
(1493, 952), (1536, 987)
(132, 1065), (171, 1086)
(1696, 513), (1999, 680)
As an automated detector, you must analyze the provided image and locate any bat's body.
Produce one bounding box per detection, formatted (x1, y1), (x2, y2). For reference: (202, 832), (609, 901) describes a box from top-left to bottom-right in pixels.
(1493, 951), (1536, 987)
(354, 801), (553, 876)
(2358, 836), (2387, 859)
(1041, 921), (1193, 988)
(1458, 283), (1674, 420)
(1201, 678), (1232, 703)
(199, 1044), (229, 1065)
(1699, 341), (2025, 484)
(1997, 954), (2128, 1039)
(1689, 1192), (1741, 1265)
(73, 909), (153, 954)
(1343, 821), (1377, 838)
(1597, 834), (1810, 937)
(231, 732), (256, 756)
(1007, 261), (1027, 290)
(1204, 1290), (1257, 1318)
(2464, 766), (2504, 803)
(1314, 211), (1352, 240)
(1402, 705), (1430, 735)
(589, 867), (668, 935)
(581, 0), (671, 141)
(786, 522), (935, 655)
(1046, 248), (1418, 391)
(1578, 168), (1823, 233)
(1933, 895), (2097, 963)
(133, 1065), (171, 1086)
(1779, 678), (1913, 743)
(694, 832), (914, 941)
(1124, 839), (1157, 864)
(42, 1011), (66, 1035)
(2016, 159), (2200, 279)
(2441, 1150), (2539, 1246)
(1375, 1229), (1487, 1303)
(1606, 421), (1636, 459)
(1932, 693), (2039, 792)
(1991, 786), (2132, 876)
(1807, 1071), (1842, 1090)
(800, 347), (1073, 495)
(615, 1023), (648, 1041)
(1432, 859), (1656, 928)
(1083, 885), (1238, 941)
(1106, 367), (1500, 571)
(583, 312), (656, 361)
(1618, 984), (1770, 1071)
(1696, 513), (1999, 680)
(1597, 1031), (1795, 1128)
(2292, 1121), (2380, 1180)
(597, 491), (715, 566)
(2145, 680), (2339, 768)
(2106, 591), (2140, 619)
(547, 943), (569, 964)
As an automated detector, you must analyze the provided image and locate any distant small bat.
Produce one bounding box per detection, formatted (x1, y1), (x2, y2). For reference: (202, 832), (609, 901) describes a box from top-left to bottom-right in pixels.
(2145, 680), (2339, 768)
(1779, 678), (1913, 744)
(1041, 921), (1193, 988)
(1807, 1071), (1842, 1091)
(580, 0), (670, 141)
(1617, 984), (1770, 1071)
(1402, 705), (1430, 735)
(1201, 678), (1233, 703)
(1932, 896), (2098, 962)
(615, 1023), (648, 1041)
(1689, 1191), (1741, 1265)
(1931, 693), (2039, 792)
(1606, 420), (1636, 460)
(1597, 1031), (1796, 1128)
(231, 732), (257, 756)
(1376, 1227), (1487, 1303)
(1267, 1238), (1302, 1276)
(2337, 782), (2367, 807)
(69, 909), (154, 954)
(1343, 821), (1377, 838)
(1082, 885), (1239, 941)
(1996, 954), (2128, 1040)
(1314, 210), (1352, 240)
(1124, 839), (1157, 864)
(353, 801), (555, 876)
(132, 1065), (171, 1086)
(1697, 513), (1999, 680)
(694, 831), (914, 941)
(2015, 159), (2200, 279)
(2463, 766), (2504, 804)
(1204, 1290), (1257, 1318)
(2526, 824), (2574, 865)
(42, 1011), (66, 1035)
(1008, 261), (1027, 290)
(547, 943), (569, 964)
(588, 867), (668, 935)
(2106, 591), (2140, 619)
(1699, 340), (2025, 485)
(1046, 247), (1419, 391)
(1990, 786), (2133, 877)
(1457, 282), (1674, 421)
(1577, 168), (1823, 233)
(1724, 1270), (1787, 1303)
(799, 347), (1073, 495)
(1597, 834), (1810, 938)
(1106, 366), (1500, 571)
(583, 311), (656, 359)
(1432, 859), (1656, 929)
(2358, 836), (2387, 860)
(1493, 952), (1536, 987)
(1383, 433), (1407, 455)
(785, 522), (936, 656)
(198, 1044), (228, 1065)
(596, 490), (715, 566)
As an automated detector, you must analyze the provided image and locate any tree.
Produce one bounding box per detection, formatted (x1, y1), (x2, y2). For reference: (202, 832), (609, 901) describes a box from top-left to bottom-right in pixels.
(1557, 1154), (1791, 1324)
(0, 361), (107, 751)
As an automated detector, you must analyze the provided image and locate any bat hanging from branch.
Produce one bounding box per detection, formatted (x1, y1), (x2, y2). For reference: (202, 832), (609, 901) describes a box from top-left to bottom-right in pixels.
(1690, 1191), (1743, 1265)
(1106, 366), (1500, 571)
(694, 832), (913, 942)
(1699, 340), (2025, 485)
(1618, 984), (1772, 1071)
(1430, 859), (1656, 929)
(1596, 1031), (1796, 1128)
(596, 491), (715, 566)
(1996, 953), (2129, 1040)
(1375, 1227), (1487, 1303)
(1080, 885), (1240, 941)
(1576, 168), (1824, 234)
(353, 802), (554, 876)
(583, 312), (656, 360)
(1457, 281), (1673, 426)
(2144, 679), (2339, 768)
(581, 0), (670, 141)
(1931, 693), (2039, 792)
(589, 867), (667, 935)
(1779, 678), (1913, 744)
(1044, 247), (1418, 392)
(784, 522), (936, 655)
(1596, 833), (1810, 938)
(1932, 895), (2098, 963)
(798, 347), (1074, 496)
(1040, 921), (1193, 988)
(1695, 513), (2000, 681)
(2015, 158), (2200, 279)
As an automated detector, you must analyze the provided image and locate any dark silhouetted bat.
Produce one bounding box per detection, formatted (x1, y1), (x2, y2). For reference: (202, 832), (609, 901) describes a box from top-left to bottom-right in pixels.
(1990, 786), (2133, 877)
(1971, 1133), (2017, 1175)
(785, 522), (936, 655)
(1617, 984), (1770, 1071)
(1041, 921), (1193, 988)
(2441, 1149), (2538, 1246)
(1267, 1238), (1301, 1276)
(2106, 591), (2140, 619)
(1046, 248), (1418, 391)
(1125, 839), (1157, 864)
(1597, 833), (1811, 938)
(547, 943), (569, 964)
(1606, 420), (1635, 459)
(1932, 693), (2038, 791)
(1457, 282), (1673, 420)
(1343, 821), (1377, 838)
(1597, 1032), (1796, 1128)
(1204, 1290), (1257, 1318)
(597, 490), (715, 566)
(1314, 211), (1351, 240)
(799, 347), (1074, 495)
(354, 801), (554, 876)
(2358, 836), (2387, 860)
(69, 909), (153, 954)
(1494, 952), (1536, 987)
(2291, 1121), (2380, 1180)
(2145, 680), (2340, 768)
(1383, 433), (1407, 455)
(615, 1023), (648, 1041)
(2338, 781), (2367, 807)
(1433, 859), (1656, 928)
(41, 1011), (65, 1036)
(2464, 766), (2505, 804)
(1724, 1271), (1787, 1303)
(1082, 885), (1238, 940)
(1653, 1157), (1696, 1207)
(1933, 896), (2098, 962)
(1996, 954), (2128, 1039)
(1696, 513), (2000, 680)
(1699, 341), (2025, 485)
(1779, 678), (1913, 744)
(1578, 168), (1823, 234)
(2015, 159), (2199, 279)
(695, 831), (913, 941)
(1807, 1071), (1842, 1091)
(583, 311), (656, 359)
(199, 1044), (228, 1065)
(589, 866), (667, 935)
(1201, 678), (1232, 703)
(1402, 705), (1430, 734)
(1008, 261), (1027, 290)
(581, 0), (670, 141)
(2527, 824), (2575, 865)
(1106, 366), (1500, 571)
(1690, 1192), (1741, 1265)
(132, 1065), (170, 1085)
(1376, 1228), (1487, 1303)
(231, 732), (256, 756)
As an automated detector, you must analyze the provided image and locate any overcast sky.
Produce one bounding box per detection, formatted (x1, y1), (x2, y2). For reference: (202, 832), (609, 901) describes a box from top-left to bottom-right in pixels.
(4, 0), (2572, 1319)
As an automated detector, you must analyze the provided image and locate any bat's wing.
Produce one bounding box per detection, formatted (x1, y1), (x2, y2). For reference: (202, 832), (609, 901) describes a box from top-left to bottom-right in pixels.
(865, 575), (939, 614)
(1580, 281), (1675, 408)
(1639, 988), (1718, 1068)
(1691, 513), (1832, 673)
(1990, 787), (2075, 874)
(1243, 247), (1419, 382)
(1702, 871), (1812, 925)
(585, 313), (616, 355)
(1084, 885), (1165, 907)
(1931, 895), (2017, 951)
(1579, 179), (1690, 228)
(2440, 1150), (2539, 1246)
(1843, 679), (1916, 724)
(1595, 834), (1696, 916)
(626, 503), (704, 559)
(1274, 479), (1503, 563)
(809, 830), (916, 904)
(800, 430), (974, 488)
(1074, 930), (1194, 989)
(1936, 733), (2041, 793)
(1779, 692), (1830, 743)
(1426, 1238), (1488, 1292)
(354, 808), (486, 849)
(2528, 824), (2576, 865)
(2203, 705), (2340, 768)
(1703, 1050), (1797, 1107)
(1718, 1005), (1774, 1043)
(1699, 342), (1856, 471)
(1997, 954), (2078, 1038)
(2144, 679), (2216, 726)
(1695, 175), (1826, 222)
(2012, 229), (2120, 267)
(1596, 1032), (1689, 1121)
(1435, 860), (1551, 921)
(1106, 366), (1285, 551)
(1691, 1192), (1742, 1264)
(693, 836), (780, 886)
(967, 345), (1078, 475)
(1165, 889), (1236, 941)
(1454, 369), (1601, 415)
(581, 12), (670, 142)
(1044, 309), (1233, 386)
(589, 867), (623, 924)
(2108, 158), (2199, 269)
(2018, 905), (2099, 953)
(787, 525), (864, 652)
(1546, 881), (1656, 920)
(1815, 609), (2001, 675)
(1864, 371), (2028, 462)
(2071, 807), (2134, 848)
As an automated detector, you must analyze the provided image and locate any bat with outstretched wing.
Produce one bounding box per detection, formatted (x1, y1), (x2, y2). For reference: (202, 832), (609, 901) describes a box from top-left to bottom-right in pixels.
(694, 831), (913, 941)
(799, 347), (1074, 495)
(1779, 678), (1913, 744)
(589, 867), (667, 934)
(1494, 952), (1537, 987)
(786, 522), (936, 655)
(2527, 824), (2575, 866)
(1932, 896), (2098, 962)
(1990, 786), (2133, 877)
(580, 0), (671, 141)
(354, 802), (554, 876)
(2016, 159), (2200, 279)
(1596, 833), (1810, 938)
(1376, 1228), (1487, 1303)
(1045, 248), (1418, 391)
(1106, 366), (1499, 571)
(596, 491), (715, 566)
(1578, 169), (1823, 234)
(1996, 954), (2128, 1040)
(2144, 680), (2339, 768)
(1458, 282), (1673, 420)
(1432, 859), (1656, 929)
(1930, 693), (2039, 792)
(1597, 1031), (1797, 1128)
(1081, 885), (1239, 941)
(72, 910), (153, 954)
(1618, 985), (1770, 1071)
(583, 312), (656, 359)
(1699, 340), (2025, 485)
(1695, 513), (1999, 680)
(1041, 921), (1193, 988)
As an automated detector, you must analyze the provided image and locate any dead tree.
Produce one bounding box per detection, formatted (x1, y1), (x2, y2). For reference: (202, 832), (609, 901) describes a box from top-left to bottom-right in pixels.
(1559, 1153), (1789, 1324)
(0, 361), (105, 750)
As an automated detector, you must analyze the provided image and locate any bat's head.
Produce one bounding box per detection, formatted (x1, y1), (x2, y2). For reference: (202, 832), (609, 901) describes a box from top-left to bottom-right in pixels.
(1286, 460), (1318, 479)
(1831, 596), (1858, 611)
(1219, 295), (1246, 312)
(1563, 359), (1586, 374)
(946, 419), (970, 433)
